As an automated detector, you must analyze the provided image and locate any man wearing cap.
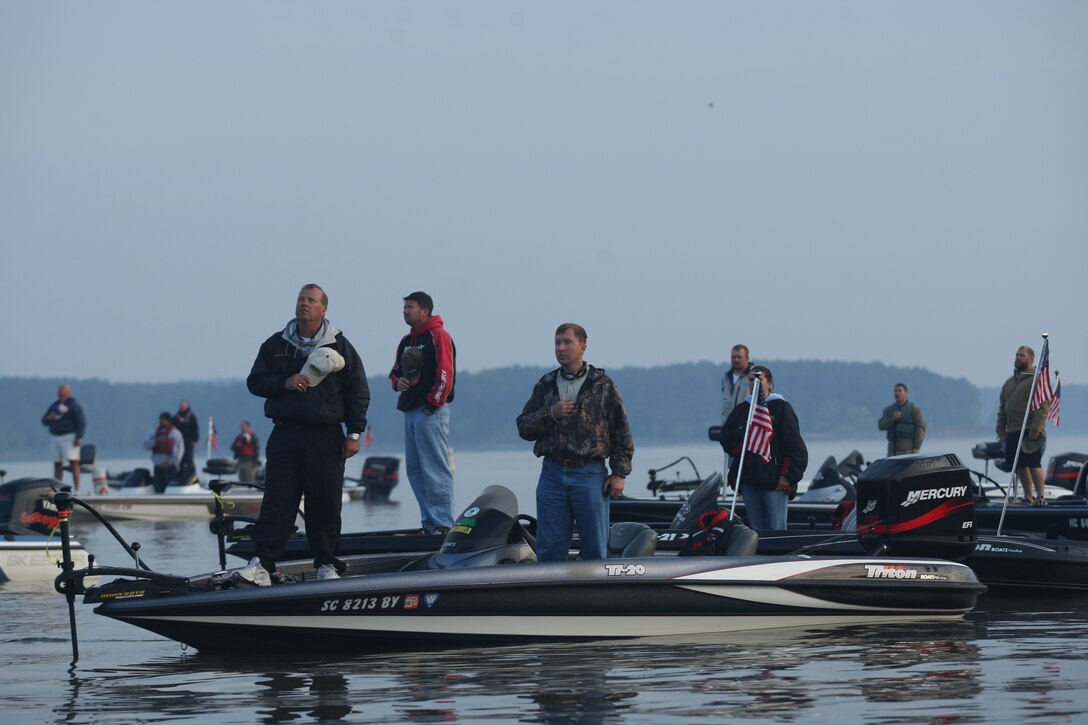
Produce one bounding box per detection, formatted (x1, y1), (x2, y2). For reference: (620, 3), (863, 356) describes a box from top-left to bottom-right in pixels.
(143, 412), (185, 492)
(389, 291), (456, 535)
(41, 383), (87, 492)
(239, 283), (370, 585)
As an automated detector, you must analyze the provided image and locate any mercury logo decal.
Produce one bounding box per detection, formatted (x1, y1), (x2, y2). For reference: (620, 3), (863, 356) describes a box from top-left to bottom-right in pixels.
(901, 485), (968, 507)
(864, 564), (918, 579)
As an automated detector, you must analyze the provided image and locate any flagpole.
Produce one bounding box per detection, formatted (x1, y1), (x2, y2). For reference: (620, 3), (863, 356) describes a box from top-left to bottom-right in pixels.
(206, 416), (213, 466)
(728, 373), (761, 522)
(995, 332), (1047, 537)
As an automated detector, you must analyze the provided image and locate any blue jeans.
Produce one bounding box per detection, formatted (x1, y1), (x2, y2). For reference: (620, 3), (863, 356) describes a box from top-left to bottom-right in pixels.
(741, 482), (788, 530)
(403, 406), (454, 532)
(535, 460), (609, 561)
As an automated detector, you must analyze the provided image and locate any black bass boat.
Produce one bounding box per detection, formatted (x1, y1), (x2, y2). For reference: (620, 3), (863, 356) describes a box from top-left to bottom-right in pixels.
(611, 439), (1088, 539)
(52, 484), (985, 655)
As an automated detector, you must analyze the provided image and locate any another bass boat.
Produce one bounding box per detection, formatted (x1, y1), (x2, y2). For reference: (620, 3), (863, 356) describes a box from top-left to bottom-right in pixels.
(53, 484), (985, 655)
(612, 437), (1088, 539)
(72, 468), (267, 522)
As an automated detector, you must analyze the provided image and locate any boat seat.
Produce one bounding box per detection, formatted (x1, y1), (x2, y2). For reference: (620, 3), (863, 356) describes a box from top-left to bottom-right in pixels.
(721, 523), (759, 556)
(607, 522), (658, 558)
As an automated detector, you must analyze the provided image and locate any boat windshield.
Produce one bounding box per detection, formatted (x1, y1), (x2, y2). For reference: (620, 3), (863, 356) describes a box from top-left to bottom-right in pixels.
(435, 485), (522, 556)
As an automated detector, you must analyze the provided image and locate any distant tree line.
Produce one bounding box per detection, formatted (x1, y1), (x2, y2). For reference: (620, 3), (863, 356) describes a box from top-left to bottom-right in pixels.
(1, 361), (1081, 461)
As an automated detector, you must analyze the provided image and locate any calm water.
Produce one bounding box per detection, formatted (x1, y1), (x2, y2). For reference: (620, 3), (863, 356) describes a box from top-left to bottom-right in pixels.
(2, 439), (1087, 723)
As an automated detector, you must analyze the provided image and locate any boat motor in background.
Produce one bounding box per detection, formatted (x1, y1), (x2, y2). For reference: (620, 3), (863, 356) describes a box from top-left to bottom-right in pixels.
(1045, 453), (1088, 497)
(855, 454), (977, 560)
(0, 478), (68, 536)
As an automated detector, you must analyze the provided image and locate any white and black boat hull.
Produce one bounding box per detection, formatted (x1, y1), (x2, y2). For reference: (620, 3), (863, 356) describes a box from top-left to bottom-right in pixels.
(87, 556), (983, 652)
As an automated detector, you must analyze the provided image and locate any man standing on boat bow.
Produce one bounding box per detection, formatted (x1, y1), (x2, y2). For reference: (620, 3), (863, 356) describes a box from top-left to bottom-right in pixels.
(239, 284), (370, 585)
(878, 383), (926, 456)
(517, 323), (634, 561)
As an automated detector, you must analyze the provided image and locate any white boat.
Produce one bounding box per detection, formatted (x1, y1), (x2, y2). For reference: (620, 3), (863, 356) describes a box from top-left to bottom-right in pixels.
(72, 468), (266, 522)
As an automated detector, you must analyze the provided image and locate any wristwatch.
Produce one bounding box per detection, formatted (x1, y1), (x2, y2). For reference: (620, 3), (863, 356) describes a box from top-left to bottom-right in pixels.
(348, 433), (361, 441)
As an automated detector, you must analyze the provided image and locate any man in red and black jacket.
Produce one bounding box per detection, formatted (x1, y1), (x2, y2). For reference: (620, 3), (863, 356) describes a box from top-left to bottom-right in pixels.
(390, 291), (456, 534)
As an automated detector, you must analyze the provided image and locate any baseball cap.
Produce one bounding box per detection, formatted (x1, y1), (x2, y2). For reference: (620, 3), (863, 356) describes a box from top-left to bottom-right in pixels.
(399, 347), (424, 378)
(301, 347), (346, 386)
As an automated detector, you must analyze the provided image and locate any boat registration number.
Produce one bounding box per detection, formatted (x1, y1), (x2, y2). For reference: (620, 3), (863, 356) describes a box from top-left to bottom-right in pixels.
(320, 596), (401, 612)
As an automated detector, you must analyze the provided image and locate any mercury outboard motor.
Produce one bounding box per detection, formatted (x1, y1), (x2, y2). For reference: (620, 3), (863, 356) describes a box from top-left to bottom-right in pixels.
(359, 456), (400, 500)
(408, 485), (537, 570)
(856, 454), (976, 560)
(1045, 453), (1088, 496)
(0, 478), (68, 536)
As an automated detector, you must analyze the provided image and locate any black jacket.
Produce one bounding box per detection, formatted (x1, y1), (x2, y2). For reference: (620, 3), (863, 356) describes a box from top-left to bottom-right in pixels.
(721, 397), (808, 493)
(247, 331), (370, 435)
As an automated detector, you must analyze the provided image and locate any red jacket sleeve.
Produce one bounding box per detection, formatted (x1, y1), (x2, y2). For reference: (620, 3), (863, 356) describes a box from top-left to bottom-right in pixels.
(427, 328), (455, 407)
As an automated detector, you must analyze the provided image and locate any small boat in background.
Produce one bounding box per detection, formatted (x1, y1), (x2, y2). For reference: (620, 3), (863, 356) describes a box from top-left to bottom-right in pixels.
(73, 468), (265, 522)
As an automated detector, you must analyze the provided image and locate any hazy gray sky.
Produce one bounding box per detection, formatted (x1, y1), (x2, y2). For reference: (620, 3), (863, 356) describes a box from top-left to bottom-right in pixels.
(2, 2), (1085, 387)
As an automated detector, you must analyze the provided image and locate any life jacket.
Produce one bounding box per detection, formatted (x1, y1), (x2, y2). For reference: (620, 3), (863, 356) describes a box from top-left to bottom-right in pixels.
(153, 425), (175, 455)
(234, 434), (257, 459)
(678, 509), (734, 556)
(888, 403), (919, 441)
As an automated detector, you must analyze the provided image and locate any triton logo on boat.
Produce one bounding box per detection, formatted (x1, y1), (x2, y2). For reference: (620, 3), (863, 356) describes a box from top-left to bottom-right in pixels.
(901, 485), (968, 507)
(864, 564), (918, 580)
(605, 563), (646, 576)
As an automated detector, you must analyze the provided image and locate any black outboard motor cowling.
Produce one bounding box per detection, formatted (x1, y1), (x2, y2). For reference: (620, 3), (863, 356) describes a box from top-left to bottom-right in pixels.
(856, 454), (976, 560)
(0, 478), (67, 536)
(360, 456), (400, 500)
(1045, 453), (1088, 495)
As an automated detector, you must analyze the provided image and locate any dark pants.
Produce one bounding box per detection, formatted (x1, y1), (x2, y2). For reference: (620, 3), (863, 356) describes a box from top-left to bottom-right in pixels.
(1005, 432), (1045, 469)
(152, 464), (178, 493)
(180, 442), (196, 475)
(252, 424), (345, 571)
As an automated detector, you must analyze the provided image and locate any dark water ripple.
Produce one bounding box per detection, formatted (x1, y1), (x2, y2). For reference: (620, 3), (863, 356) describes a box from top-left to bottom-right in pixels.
(3, 512), (1087, 723)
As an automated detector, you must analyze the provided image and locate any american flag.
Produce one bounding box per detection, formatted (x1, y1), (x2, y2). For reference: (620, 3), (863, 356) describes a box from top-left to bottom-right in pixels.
(745, 385), (774, 463)
(1048, 374), (1061, 427)
(1031, 339), (1054, 411)
(208, 417), (219, 450)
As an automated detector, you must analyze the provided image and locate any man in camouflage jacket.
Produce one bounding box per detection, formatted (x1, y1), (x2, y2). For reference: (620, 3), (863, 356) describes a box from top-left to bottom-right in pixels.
(517, 323), (634, 561)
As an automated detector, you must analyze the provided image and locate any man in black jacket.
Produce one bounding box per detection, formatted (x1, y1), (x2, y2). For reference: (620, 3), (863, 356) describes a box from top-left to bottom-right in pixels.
(720, 365), (807, 530)
(238, 284), (370, 586)
(172, 400), (199, 476)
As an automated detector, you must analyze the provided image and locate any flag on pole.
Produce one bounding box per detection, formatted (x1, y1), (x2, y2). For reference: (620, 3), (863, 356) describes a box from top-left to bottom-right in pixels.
(208, 417), (219, 450)
(745, 385), (774, 463)
(1031, 339), (1054, 411)
(1048, 374), (1061, 427)
(364, 426), (374, 449)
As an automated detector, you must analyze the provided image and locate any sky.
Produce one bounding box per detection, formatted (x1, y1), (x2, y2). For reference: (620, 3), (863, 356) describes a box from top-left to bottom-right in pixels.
(1, 2), (1085, 388)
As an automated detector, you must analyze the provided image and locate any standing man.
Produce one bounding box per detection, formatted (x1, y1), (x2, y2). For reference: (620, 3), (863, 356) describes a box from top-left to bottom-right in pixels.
(231, 420), (262, 482)
(877, 383), (926, 456)
(239, 284), (370, 585)
(997, 345), (1050, 504)
(390, 291), (456, 536)
(721, 345), (752, 424)
(41, 383), (87, 491)
(720, 366), (808, 530)
(173, 400), (199, 476)
(516, 323), (634, 561)
(143, 411), (185, 493)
